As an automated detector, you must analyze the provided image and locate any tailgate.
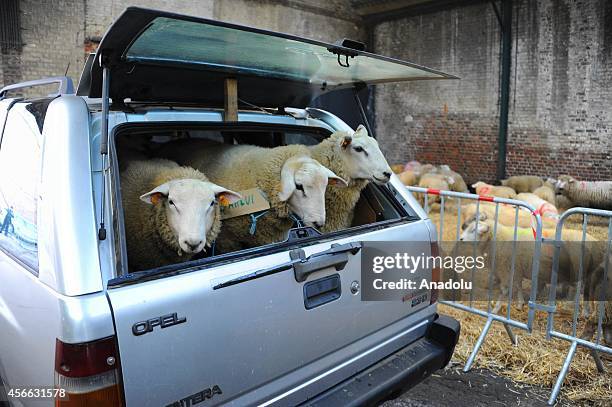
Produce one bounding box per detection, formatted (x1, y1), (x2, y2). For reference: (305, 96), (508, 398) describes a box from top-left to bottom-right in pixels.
(106, 220), (434, 406)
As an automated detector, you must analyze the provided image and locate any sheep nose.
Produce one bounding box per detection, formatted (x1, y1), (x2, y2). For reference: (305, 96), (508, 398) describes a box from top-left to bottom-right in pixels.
(183, 239), (202, 251)
(313, 222), (322, 228)
(383, 171), (391, 179)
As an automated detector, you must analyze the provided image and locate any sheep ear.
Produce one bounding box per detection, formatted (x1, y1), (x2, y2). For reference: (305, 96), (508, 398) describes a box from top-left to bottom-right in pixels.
(340, 135), (352, 149)
(471, 182), (479, 189)
(323, 167), (349, 188)
(140, 183), (170, 205)
(278, 159), (298, 202)
(210, 184), (242, 206)
(354, 125), (368, 137)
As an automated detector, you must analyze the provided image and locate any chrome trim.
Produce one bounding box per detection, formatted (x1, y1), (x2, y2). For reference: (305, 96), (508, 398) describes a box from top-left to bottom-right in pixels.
(0, 76), (74, 99)
(305, 108), (353, 132)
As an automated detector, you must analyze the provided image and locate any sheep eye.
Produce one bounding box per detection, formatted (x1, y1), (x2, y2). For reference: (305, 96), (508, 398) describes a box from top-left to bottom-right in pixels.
(295, 184), (304, 191)
(168, 199), (175, 206)
(353, 146), (367, 155)
(210, 200), (216, 207)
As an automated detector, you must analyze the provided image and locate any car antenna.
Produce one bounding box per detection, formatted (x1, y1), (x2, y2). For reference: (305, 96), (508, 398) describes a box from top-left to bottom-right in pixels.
(353, 83), (375, 138)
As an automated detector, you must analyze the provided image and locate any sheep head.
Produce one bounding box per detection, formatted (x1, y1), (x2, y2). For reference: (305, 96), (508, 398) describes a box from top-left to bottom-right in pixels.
(278, 155), (348, 229)
(555, 175), (576, 193)
(141, 179), (241, 255)
(336, 125), (392, 185)
(459, 219), (491, 243)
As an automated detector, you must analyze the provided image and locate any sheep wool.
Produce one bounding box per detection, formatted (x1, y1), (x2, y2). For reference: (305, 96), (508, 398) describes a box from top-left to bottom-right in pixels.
(309, 132), (368, 233)
(121, 159), (222, 270)
(501, 175), (544, 193)
(391, 164), (405, 174)
(437, 165), (468, 192)
(582, 260), (612, 346)
(417, 173), (452, 206)
(398, 170), (417, 186)
(165, 141), (315, 251)
(533, 183), (556, 205)
(516, 193), (558, 218)
(460, 202), (558, 230)
(558, 175), (612, 210)
(555, 194), (574, 211)
(472, 182), (517, 199)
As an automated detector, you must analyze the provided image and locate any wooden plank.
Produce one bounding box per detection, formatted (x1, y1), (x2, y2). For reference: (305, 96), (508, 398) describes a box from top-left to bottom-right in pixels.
(224, 78), (238, 122)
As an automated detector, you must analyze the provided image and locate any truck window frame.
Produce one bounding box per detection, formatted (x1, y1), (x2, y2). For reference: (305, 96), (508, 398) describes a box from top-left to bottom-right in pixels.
(107, 121), (419, 287)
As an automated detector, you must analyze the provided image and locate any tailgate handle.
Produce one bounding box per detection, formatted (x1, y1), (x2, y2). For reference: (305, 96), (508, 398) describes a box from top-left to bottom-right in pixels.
(303, 274), (341, 309)
(291, 242), (361, 283)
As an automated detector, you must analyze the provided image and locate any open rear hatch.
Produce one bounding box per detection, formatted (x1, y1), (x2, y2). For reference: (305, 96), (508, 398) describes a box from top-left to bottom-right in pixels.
(79, 7), (455, 108)
(95, 7), (456, 406)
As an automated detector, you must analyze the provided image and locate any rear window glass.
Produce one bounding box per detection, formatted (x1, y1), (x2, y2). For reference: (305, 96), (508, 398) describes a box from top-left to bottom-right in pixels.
(125, 17), (449, 86)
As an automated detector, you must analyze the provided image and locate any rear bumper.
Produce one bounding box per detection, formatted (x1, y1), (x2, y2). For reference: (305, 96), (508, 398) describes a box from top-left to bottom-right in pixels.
(300, 314), (460, 407)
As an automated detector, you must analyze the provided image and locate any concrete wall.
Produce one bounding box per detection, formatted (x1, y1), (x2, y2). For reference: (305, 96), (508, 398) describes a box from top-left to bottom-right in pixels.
(374, 0), (612, 183)
(1, 0), (85, 90)
(1, 0), (363, 88)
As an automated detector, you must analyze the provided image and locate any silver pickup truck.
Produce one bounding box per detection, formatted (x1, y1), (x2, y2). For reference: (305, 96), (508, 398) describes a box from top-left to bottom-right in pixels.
(0, 7), (459, 407)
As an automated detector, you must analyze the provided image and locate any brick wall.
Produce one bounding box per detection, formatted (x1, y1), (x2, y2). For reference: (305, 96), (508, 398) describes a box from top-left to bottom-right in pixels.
(373, 0), (612, 184)
(1, 0), (85, 94)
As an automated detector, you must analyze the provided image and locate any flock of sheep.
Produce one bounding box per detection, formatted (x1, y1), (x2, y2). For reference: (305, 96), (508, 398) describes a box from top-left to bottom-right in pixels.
(393, 161), (612, 346)
(394, 161), (612, 212)
(121, 125), (393, 271)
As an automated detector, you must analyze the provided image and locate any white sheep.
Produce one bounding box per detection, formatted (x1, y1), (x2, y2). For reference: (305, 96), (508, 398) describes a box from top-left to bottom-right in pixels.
(398, 170), (418, 186)
(417, 173), (454, 209)
(161, 141), (347, 251)
(516, 192), (559, 219)
(501, 175), (544, 193)
(460, 202), (558, 230)
(533, 182), (556, 205)
(308, 125), (392, 233)
(582, 259), (612, 348)
(472, 181), (517, 199)
(459, 217), (542, 309)
(460, 216), (599, 312)
(121, 159), (241, 270)
(556, 175), (612, 210)
(437, 165), (469, 192)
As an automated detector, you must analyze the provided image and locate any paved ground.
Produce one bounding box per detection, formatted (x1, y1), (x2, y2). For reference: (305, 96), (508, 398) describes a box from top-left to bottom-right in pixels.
(383, 363), (571, 407)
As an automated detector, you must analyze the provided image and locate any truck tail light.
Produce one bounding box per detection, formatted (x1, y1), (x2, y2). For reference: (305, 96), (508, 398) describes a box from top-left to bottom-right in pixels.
(430, 242), (441, 304)
(54, 336), (123, 406)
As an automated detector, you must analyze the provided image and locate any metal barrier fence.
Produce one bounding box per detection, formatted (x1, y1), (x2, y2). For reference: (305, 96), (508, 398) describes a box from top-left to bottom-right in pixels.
(544, 207), (612, 405)
(405, 186), (544, 372)
(406, 187), (612, 403)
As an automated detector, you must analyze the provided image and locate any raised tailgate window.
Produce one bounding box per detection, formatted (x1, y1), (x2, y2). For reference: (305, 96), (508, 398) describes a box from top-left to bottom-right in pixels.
(126, 17), (447, 86)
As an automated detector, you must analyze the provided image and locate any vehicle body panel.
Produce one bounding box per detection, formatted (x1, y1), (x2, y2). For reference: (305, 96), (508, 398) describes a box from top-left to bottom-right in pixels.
(108, 221), (434, 406)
